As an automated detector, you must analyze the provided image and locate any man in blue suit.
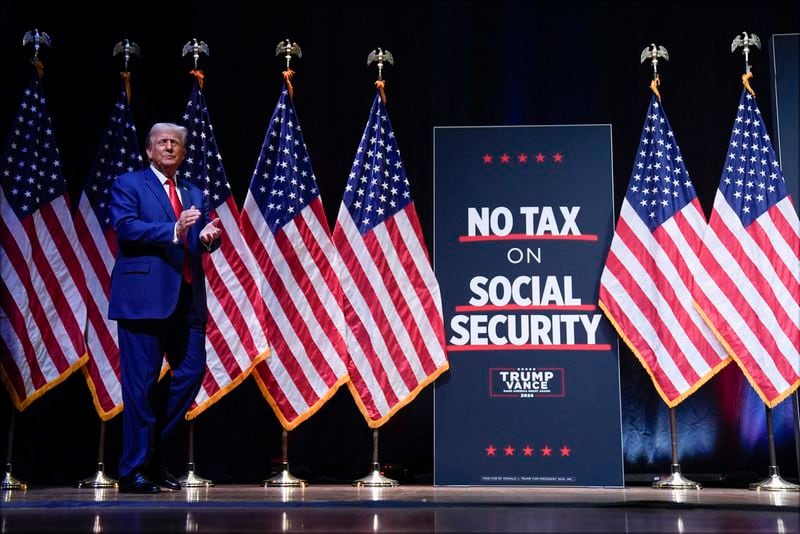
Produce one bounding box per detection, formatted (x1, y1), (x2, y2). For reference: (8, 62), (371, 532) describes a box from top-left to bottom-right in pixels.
(108, 122), (222, 493)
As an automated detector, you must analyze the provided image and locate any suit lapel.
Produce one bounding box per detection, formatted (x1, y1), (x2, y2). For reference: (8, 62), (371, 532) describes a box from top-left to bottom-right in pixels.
(179, 182), (191, 210)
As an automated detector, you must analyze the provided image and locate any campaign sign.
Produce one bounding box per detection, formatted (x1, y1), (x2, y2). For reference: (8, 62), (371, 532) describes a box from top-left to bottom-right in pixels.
(433, 125), (624, 486)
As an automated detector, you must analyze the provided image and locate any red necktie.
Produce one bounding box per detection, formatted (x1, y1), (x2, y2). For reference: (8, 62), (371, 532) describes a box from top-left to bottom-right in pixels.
(167, 178), (192, 284)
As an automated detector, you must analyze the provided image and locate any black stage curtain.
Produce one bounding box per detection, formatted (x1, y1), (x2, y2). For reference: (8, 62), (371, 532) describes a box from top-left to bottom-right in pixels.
(0, 0), (797, 485)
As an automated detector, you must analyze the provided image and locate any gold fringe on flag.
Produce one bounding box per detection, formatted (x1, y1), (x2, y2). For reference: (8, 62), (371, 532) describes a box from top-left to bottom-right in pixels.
(649, 74), (661, 101)
(375, 79), (387, 103)
(742, 71), (755, 96)
(283, 69), (295, 98)
(120, 71), (132, 103)
(190, 68), (205, 90)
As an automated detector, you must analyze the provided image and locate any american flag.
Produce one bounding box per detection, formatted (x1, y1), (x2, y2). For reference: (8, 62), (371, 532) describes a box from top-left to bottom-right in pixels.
(599, 94), (729, 407)
(0, 68), (88, 410)
(693, 89), (800, 408)
(74, 79), (143, 420)
(178, 79), (269, 419)
(332, 91), (449, 427)
(240, 84), (349, 430)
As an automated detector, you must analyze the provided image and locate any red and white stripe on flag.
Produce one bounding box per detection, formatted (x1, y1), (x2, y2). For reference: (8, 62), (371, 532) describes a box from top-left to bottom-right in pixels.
(334, 203), (449, 427)
(693, 88), (799, 408)
(72, 80), (143, 420)
(175, 78), (269, 420)
(1, 191), (88, 410)
(1, 72), (88, 410)
(599, 198), (730, 406)
(74, 193), (122, 419)
(186, 196), (270, 419)
(599, 93), (728, 407)
(693, 193), (800, 407)
(241, 196), (350, 430)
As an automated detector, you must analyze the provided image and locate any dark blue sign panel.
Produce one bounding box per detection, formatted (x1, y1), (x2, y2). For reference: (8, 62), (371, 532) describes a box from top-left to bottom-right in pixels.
(770, 33), (799, 214)
(433, 125), (623, 486)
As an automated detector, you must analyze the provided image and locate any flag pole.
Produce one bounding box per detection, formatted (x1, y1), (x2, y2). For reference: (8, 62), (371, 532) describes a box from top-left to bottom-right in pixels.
(264, 429), (306, 487)
(636, 44), (700, 491)
(178, 419), (213, 488)
(350, 49), (399, 489)
(76, 420), (117, 489)
(172, 38), (217, 491)
(639, 42), (668, 99)
(749, 405), (799, 491)
(3, 30), (57, 492)
(353, 428), (398, 487)
(76, 41), (142, 491)
(257, 38), (309, 489)
(1, 408), (27, 491)
(725, 33), (799, 492)
(652, 406), (701, 489)
(367, 47), (394, 103)
(275, 39), (302, 99)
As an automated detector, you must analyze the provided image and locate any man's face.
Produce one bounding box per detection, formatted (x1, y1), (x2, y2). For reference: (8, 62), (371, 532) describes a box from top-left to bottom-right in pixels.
(146, 130), (185, 173)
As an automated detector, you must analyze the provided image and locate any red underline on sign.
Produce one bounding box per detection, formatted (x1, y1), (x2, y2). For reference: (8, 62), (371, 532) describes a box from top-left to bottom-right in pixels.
(446, 344), (612, 352)
(455, 304), (597, 312)
(458, 234), (598, 242)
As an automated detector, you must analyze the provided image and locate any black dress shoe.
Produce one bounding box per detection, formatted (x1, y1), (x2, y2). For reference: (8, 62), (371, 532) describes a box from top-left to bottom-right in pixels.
(154, 471), (182, 491)
(119, 471), (160, 494)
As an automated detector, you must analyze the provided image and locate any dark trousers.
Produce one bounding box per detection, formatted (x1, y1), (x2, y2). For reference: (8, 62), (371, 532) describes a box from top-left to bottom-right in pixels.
(117, 283), (206, 478)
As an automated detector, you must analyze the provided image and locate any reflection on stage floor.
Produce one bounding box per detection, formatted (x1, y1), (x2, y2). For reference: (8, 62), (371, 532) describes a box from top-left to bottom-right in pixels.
(2, 484), (798, 533)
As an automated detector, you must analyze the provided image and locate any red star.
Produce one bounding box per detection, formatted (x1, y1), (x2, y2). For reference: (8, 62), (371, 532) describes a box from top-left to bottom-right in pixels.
(499, 153), (510, 164)
(522, 445), (534, 456)
(535, 152), (546, 163)
(504, 445), (515, 456)
(482, 154), (493, 164)
(517, 153), (528, 164)
(541, 445), (552, 456)
(553, 152), (564, 163)
(560, 445), (571, 457)
(485, 444), (496, 456)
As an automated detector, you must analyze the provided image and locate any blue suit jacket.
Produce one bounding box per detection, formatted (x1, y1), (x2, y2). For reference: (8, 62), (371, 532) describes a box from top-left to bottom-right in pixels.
(108, 168), (220, 321)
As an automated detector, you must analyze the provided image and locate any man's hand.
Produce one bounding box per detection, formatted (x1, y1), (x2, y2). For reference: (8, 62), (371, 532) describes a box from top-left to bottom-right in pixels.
(176, 206), (201, 238)
(199, 218), (223, 244)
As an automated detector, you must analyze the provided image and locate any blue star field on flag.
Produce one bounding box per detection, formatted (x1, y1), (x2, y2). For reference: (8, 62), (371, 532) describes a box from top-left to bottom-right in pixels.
(248, 85), (318, 234)
(1, 66), (88, 411)
(178, 82), (232, 212)
(84, 81), (142, 229)
(342, 93), (412, 234)
(1, 72), (68, 220)
(627, 95), (697, 231)
(719, 90), (788, 227)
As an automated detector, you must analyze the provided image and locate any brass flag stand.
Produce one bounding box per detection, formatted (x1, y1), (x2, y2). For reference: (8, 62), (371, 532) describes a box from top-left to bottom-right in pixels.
(264, 429), (306, 487)
(1, 409), (26, 491)
(652, 407), (701, 490)
(749, 406), (799, 491)
(179, 420), (214, 488)
(76, 420), (117, 489)
(353, 429), (398, 487)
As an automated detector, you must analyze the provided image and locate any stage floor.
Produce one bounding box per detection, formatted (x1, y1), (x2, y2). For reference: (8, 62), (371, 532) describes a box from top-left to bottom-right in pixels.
(2, 483), (798, 533)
